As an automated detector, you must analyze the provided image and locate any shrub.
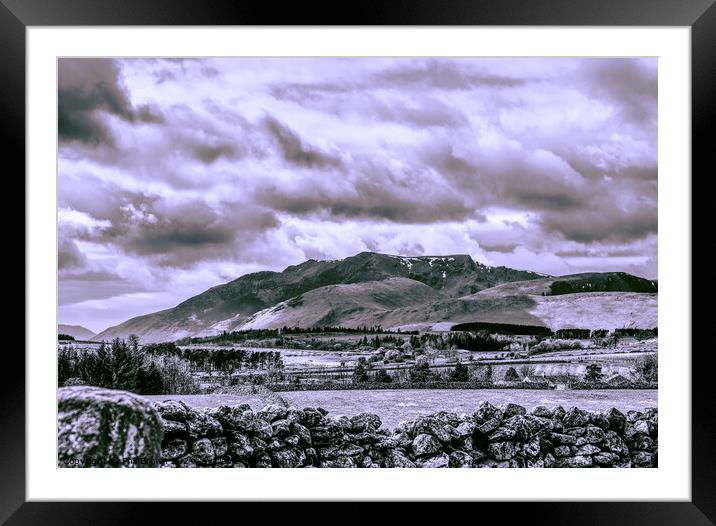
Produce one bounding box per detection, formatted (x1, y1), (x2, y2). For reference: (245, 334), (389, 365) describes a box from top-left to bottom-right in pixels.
(530, 339), (583, 353)
(373, 369), (393, 383)
(449, 361), (470, 382)
(471, 363), (493, 384)
(504, 367), (519, 381)
(352, 358), (370, 384)
(409, 362), (433, 383)
(583, 363), (604, 383)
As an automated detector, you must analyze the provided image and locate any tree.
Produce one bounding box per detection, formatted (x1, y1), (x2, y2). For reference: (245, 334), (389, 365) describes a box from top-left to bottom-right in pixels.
(473, 364), (493, 384)
(352, 359), (369, 384)
(518, 364), (534, 379)
(128, 334), (140, 352)
(58, 347), (80, 384)
(484, 363), (493, 384)
(409, 362), (432, 383)
(111, 338), (140, 390)
(93, 341), (113, 387)
(504, 367), (519, 381)
(135, 361), (165, 394)
(449, 361), (470, 382)
(631, 354), (657, 383)
(584, 363), (604, 383)
(373, 369), (393, 384)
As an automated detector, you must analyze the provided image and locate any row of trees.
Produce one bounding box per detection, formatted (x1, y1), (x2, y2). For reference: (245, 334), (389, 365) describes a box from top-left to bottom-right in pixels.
(142, 343), (284, 374)
(347, 355), (658, 387)
(58, 338), (198, 394)
(350, 358), (495, 385)
(177, 325), (417, 345)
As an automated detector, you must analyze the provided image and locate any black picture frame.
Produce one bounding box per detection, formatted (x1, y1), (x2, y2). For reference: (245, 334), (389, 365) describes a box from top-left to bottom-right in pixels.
(5, 0), (713, 522)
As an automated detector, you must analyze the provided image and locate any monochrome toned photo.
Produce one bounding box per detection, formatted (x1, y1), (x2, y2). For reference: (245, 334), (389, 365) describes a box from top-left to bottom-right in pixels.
(57, 57), (658, 469)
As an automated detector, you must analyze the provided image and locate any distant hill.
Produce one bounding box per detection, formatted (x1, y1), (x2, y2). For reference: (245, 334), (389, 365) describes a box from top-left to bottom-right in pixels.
(476, 272), (657, 297)
(58, 324), (96, 341)
(94, 252), (657, 343)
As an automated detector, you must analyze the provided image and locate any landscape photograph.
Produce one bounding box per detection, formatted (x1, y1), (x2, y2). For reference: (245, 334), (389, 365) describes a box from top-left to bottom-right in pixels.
(57, 57), (658, 469)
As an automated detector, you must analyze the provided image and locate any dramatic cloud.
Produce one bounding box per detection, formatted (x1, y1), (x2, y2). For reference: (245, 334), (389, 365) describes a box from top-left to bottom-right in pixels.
(58, 57), (657, 331)
(58, 58), (162, 146)
(264, 116), (343, 169)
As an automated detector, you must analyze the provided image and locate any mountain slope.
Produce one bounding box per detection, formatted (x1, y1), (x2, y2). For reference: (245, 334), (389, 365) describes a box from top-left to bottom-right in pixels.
(94, 252), (543, 342)
(58, 324), (96, 340)
(235, 286), (657, 333)
(383, 291), (657, 332)
(238, 277), (444, 330)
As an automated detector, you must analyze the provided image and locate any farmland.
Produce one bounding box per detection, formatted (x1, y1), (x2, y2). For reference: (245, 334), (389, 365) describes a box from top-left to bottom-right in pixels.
(61, 325), (657, 391)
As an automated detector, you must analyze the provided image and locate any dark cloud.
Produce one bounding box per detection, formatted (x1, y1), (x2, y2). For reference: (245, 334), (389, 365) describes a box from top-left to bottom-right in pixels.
(104, 199), (278, 267)
(264, 116), (342, 169)
(375, 60), (525, 90)
(254, 154), (476, 224)
(579, 59), (657, 126)
(423, 142), (589, 214)
(270, 81), (467, 129)
(363, 95), (468, 128)
(565, 157), (658, 182)
(58, 238), (86, 270)
(58, 177), (271, 267)
(540, 198), (657, 244)
(191, 143), (239, 164)
(58, 58), (163, 146)
(481, 243), (520, 254)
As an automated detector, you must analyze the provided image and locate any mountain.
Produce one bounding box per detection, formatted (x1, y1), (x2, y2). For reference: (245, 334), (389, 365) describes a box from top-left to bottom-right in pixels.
(94, 252), (657, 343)
(94, 252), (543, 342)
(58, 324), (96, 341)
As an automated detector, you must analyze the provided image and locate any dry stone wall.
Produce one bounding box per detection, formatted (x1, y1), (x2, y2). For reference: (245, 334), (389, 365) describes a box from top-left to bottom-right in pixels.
(155, 400), (658, 468)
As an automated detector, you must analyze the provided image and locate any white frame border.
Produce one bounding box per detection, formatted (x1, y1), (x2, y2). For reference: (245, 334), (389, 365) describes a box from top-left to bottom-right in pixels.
(27, 26), (691, 501)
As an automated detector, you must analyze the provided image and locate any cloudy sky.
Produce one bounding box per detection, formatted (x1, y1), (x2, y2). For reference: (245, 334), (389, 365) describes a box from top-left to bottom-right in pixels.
(58, 57), (657, 332)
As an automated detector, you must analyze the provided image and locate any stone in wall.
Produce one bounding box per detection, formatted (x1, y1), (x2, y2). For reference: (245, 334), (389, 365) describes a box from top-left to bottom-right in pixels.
(152, 399), (657, 469)
(57, 386), (163, 467)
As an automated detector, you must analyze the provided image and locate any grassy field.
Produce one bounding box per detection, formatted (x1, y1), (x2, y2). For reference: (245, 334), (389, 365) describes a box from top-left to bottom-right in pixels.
(145, 388), (657, 429)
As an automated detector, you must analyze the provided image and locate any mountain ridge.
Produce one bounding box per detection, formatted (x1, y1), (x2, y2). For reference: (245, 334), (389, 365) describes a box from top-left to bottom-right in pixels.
(93, 252), (656, 343)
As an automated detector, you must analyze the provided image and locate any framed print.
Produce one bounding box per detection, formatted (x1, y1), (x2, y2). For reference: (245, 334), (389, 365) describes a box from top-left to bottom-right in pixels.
(6, 0), (714, 522)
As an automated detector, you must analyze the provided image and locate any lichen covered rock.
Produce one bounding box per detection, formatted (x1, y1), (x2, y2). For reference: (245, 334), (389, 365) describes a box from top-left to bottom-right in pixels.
(58, 386), (162, 468)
